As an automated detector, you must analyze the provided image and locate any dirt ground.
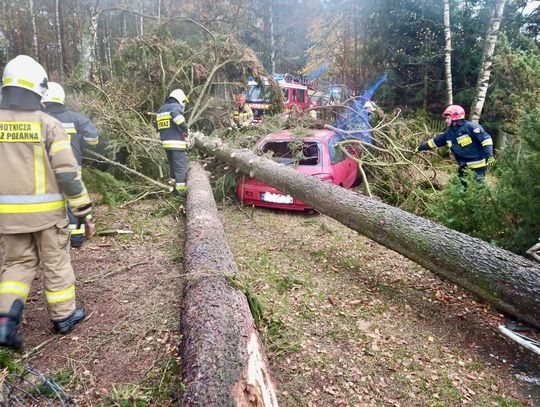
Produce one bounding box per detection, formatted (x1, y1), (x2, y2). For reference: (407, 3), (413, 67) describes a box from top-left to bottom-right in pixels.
(3, 198), (540, 406)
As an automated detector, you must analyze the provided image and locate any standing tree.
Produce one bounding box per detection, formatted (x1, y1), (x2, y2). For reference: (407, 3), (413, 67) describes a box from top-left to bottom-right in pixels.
(470, 0), (507, 122)
(443, 0), (453, 105)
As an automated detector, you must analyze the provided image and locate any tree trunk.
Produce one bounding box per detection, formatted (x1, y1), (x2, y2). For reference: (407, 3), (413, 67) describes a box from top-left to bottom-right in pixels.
(443, 0), (453, 105)
(181, 161), (279, 406)
(28, 0), (38, 59)
(268, 0), (276, 75)
(54, 0), (65, 81)
(470, 0), (507, 122)
(193, 133), (540, 328)
(80, 7), (99, 81)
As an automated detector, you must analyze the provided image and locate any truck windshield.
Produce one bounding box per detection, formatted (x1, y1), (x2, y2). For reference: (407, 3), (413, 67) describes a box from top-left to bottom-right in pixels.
(247, 84), (271, 102)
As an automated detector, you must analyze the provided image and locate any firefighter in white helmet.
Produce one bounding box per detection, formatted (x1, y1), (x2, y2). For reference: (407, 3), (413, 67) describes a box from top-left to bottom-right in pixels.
(155, 89), (189, 193)
(43, 82), (99, 248)
(0, 55), (92, 348)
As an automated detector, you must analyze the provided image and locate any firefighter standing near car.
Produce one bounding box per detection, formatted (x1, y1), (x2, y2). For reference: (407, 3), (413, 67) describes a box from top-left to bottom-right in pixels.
(415, 105), (494, 181)
(0, 55), (92, 348)
(229, 94), (254, 129)
(155, 89), (189, 194)
(42, 82), (98, 248)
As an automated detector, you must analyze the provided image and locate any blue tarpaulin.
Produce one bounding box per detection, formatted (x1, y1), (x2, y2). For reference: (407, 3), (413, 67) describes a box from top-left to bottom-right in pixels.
(334, 72), (388, 143)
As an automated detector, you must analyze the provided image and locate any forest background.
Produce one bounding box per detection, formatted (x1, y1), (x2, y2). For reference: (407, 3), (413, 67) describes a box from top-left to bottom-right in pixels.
(0, 0), (539, 254)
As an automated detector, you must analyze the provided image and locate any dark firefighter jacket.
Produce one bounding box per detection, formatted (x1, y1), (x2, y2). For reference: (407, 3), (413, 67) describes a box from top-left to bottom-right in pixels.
(155, 99), (189, 150)
(43, 103), (99, 166)
(418, 120), (493, 169)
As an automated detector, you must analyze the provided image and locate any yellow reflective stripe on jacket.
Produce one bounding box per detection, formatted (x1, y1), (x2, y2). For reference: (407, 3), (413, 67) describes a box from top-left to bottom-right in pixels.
(0, 200), (66, 213)
(34, 145), (46, 195)
(84, 137), (99, 145)
(481, 138), (493, 146)
(427, 139), (436, 149)
(446, 140), (452, 147)
(161, 140), (188, 150)
(466, 159), (487, 169)
(50, 140), (71, 153)
(67, 193), (91, 208)
(173, 114), (185, 125)
(0, 280), (30, 299)
(45, 285), (75, 304)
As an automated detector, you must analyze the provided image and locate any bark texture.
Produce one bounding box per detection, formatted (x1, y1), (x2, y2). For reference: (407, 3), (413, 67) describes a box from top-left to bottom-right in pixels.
(181, 162), (279, 407)
(194, 133), (540, 328)
(443, 0), (453, 105)
(470, 0), (507, 122)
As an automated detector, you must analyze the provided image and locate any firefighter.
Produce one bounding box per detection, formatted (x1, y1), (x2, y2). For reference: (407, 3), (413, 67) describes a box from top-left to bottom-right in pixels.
(229, 94), (254, 129)
(415, 105), (495, 180)
(0, 55), (92, 348)
(42, 82), (99, 248)
(155, 89), (189, 194)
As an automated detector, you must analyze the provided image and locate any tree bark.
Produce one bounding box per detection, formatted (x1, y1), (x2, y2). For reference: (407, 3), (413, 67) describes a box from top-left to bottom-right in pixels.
(54, 0), (65, 81)
(470, 0), (507, 122)
(443, 0), (453, 105)
(181, 161), (279, 407)
(193, 132), (540, 329)
(28, 0), (38, 59)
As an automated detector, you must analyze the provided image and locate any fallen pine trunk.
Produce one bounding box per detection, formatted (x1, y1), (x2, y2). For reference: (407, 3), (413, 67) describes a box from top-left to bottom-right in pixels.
(181, 161), (279, 406)
(193, 132), (540, 328)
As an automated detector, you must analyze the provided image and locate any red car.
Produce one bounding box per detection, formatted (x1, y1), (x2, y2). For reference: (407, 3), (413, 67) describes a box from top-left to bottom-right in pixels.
(236, 130), (359, 211)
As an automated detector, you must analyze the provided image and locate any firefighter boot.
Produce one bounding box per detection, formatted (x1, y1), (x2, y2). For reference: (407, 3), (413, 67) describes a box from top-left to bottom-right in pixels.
(52, 307), (86, 334)
(0, 300), (24, 350)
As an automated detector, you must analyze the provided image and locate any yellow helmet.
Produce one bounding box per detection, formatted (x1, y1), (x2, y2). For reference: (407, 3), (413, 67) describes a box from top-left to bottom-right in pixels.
(2, 55), (48, 97)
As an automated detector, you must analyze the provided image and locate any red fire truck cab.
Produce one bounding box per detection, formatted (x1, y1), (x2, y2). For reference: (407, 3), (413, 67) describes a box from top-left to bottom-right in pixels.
(246, 74), (310, 122)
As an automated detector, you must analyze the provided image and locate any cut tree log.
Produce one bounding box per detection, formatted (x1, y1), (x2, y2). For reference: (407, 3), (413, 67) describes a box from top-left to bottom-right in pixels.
(192, 132), (540, 328)
(181, 161), (279, 406)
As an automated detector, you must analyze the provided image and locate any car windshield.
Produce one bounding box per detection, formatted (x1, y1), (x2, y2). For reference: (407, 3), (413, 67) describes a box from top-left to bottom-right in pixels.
(261, 140), (320, 166)
(247, 84), (271, 102)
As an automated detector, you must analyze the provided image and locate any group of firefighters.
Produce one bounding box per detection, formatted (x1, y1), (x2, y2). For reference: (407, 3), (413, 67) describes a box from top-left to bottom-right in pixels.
(0, 53), (496, 350)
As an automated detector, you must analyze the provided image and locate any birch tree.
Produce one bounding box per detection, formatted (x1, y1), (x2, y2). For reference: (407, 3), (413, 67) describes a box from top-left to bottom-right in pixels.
(28, 0), (38, 59)
(470, 0), (507, 122)
(443, 0), (453, 105)
(54, 0), (65, 80)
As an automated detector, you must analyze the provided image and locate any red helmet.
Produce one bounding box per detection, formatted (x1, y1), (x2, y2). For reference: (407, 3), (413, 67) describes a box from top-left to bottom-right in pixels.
(442, 105), (466, 121)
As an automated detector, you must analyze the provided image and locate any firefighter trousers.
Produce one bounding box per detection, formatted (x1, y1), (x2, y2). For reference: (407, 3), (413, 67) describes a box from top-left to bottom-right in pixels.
(165, 149), (188, 192)
(0, 219), (77, 320)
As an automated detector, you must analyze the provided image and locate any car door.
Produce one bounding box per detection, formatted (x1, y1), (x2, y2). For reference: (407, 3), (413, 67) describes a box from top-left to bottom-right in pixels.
(327, 136), (356, 187)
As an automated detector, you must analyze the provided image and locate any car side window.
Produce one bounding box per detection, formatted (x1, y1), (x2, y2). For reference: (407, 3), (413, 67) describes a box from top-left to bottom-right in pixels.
(282, 88), (289, 102)
(328, 137), (345, 164)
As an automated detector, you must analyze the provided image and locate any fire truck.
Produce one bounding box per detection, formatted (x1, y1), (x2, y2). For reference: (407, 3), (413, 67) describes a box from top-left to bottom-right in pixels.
(246, 74), (311, 122)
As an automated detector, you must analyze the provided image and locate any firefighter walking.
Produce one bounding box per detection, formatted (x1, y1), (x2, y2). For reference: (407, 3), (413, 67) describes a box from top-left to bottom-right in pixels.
(43, 82), (99, 248)
(416, 105), (494, 181)
(0, 55), (92, 348)
(155, 89), (189, 194)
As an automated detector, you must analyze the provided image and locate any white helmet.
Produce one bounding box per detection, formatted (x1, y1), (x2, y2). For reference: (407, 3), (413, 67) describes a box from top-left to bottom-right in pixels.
(42, 82), (65, 104)
(169, 89), (188, 106)
(2, 55), (48, 97)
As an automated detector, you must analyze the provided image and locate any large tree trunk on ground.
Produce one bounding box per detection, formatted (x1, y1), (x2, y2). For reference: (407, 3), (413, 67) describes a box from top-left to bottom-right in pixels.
(181, 161), (279, 407)
(193, 133), (540, 328)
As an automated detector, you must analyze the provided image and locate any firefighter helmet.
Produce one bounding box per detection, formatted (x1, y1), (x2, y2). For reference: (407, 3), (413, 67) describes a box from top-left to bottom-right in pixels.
(169, 89), (188, 106)
(442, 105), (466, 121)
(363, 101), (377, 112)
(2, 55), (48, 97)
(42, 82), (65, 104)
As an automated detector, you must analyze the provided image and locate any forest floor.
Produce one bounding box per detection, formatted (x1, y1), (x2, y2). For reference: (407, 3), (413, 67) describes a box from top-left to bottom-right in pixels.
(4, 197), (540, 406)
